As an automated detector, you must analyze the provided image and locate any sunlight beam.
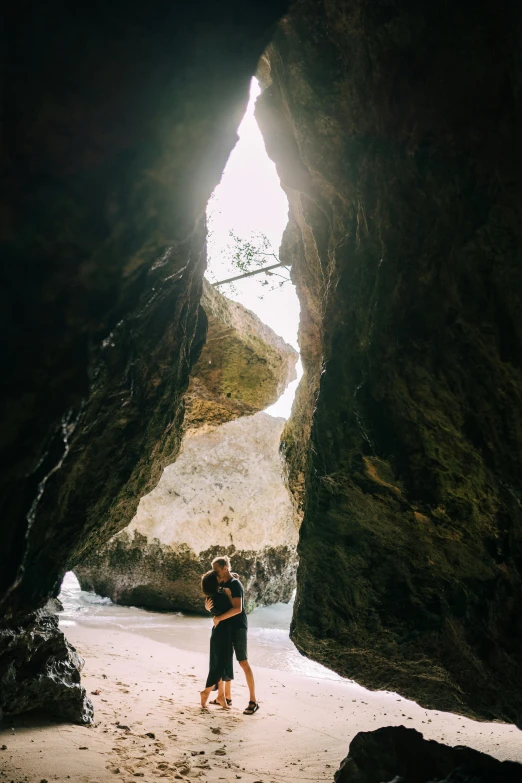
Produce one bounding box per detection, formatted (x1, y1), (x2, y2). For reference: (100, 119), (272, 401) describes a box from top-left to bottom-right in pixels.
(206, 79), (302, 418)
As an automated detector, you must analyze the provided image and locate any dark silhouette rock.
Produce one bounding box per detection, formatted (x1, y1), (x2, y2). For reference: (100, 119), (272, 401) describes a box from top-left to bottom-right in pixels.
(335, 726), (522, 783)
(257, 0), (522, 724)
(0, 610), (93, 724)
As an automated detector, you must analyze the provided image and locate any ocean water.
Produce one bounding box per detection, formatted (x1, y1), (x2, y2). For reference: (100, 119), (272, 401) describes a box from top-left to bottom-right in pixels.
(58, 572), (343, 682)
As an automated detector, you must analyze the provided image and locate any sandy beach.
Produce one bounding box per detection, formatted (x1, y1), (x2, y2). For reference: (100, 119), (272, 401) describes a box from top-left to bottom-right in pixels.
(2, 619), (522, 783)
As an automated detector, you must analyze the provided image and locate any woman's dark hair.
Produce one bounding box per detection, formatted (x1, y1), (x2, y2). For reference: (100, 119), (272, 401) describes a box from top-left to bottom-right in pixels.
(201, 569), (220, 597)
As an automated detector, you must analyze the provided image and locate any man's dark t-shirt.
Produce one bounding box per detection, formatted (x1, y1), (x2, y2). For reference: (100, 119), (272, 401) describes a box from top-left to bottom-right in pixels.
(224, 577), (248, 629)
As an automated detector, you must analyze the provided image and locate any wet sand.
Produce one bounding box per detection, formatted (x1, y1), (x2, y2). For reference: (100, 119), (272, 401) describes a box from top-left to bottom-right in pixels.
(2, 623), (522, 783)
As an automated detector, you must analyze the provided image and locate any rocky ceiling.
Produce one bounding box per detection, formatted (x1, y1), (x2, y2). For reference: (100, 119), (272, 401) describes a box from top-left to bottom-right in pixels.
(2, 0), (522, 735)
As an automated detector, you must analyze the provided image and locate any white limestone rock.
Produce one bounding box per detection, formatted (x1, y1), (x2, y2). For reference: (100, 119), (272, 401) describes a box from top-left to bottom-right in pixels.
(76, 413), (298, 612)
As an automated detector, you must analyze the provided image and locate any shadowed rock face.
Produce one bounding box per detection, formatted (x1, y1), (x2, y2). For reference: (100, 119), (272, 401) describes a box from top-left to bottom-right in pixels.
(334, 726), (522, 783)
(0, 0), (289, 616)
(0, 0), (288, 721)
(185, 281), (297, 428)
(257, 0), (522, 724)
(75, 413), (298, 613)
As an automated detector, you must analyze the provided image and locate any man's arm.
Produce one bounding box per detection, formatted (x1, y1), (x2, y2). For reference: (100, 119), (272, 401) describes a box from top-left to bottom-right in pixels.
(213, 596), (241, 625)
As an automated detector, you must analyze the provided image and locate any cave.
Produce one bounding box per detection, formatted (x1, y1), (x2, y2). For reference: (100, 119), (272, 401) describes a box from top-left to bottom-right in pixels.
(2, 0), (522, 779)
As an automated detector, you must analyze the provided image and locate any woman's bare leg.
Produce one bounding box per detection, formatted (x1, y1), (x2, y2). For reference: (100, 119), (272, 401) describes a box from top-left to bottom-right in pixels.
(201, 680), (230, 709)
(200, 685), (212, 707)
(216, 679), (230, 710)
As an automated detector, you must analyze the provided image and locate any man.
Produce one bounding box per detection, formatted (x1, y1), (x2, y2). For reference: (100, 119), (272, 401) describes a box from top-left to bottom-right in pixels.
(206, 555), (259, 715)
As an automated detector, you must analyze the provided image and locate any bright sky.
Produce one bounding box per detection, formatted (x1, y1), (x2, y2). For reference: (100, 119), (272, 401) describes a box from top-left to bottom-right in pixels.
(206, 79), (302, 419)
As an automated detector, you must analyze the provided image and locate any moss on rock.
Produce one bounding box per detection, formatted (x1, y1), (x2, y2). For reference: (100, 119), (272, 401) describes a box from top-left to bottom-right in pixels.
(185, 281), (297, 428)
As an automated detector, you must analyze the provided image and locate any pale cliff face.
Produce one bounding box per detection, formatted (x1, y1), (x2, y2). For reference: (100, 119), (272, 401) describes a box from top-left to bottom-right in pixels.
(75, 411), (298, 613)
(128, 413), (298, 554)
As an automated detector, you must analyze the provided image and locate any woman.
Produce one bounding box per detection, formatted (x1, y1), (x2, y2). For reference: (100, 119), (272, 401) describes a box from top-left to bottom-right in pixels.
(199, 570), (234, 709)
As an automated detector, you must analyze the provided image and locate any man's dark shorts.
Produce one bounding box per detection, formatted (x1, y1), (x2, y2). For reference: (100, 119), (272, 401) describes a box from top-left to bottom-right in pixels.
(232, 627), (248, 662)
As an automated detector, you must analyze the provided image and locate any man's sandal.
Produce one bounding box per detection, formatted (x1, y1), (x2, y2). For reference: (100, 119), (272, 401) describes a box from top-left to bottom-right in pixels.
(210, 698), (232, 706)
(243, 701), (260, 715)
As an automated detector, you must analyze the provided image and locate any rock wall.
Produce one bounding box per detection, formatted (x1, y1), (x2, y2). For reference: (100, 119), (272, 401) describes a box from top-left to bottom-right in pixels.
(257, 0), (522, 725)
(185, 280), (297, 428)
(0, 0), (288, 722)
(76, 413), (298, 612)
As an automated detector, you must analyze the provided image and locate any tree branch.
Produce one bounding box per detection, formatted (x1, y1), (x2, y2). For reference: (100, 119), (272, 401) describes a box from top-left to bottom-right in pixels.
(212, 262), (289, 287)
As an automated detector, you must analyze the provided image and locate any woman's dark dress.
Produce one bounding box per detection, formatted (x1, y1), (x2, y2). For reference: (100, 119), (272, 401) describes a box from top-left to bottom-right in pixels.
(205, 591), (234, 689)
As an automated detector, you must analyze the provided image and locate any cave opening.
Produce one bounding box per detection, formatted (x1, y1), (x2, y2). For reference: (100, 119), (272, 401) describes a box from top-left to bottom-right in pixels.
(53, 68), (322, 760)
(4, 1), (522, 779)
(62, 75), (303, 623)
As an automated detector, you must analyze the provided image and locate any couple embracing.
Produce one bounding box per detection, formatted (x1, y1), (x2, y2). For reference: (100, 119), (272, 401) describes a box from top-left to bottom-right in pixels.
(199, 555), (259, 716)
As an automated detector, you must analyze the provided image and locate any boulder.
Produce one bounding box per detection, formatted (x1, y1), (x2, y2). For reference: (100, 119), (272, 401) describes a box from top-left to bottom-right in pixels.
(185, 281), (298, 428)
(0, 610), (93, 724)
(76, 413), (298, 612)
(335, 726), (522, 783)
(257, 0), (522, 725)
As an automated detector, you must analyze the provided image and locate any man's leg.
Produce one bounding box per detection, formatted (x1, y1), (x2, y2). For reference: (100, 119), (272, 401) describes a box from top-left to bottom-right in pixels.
(238, 659), (256, 704)
(233, 628), (258, 711)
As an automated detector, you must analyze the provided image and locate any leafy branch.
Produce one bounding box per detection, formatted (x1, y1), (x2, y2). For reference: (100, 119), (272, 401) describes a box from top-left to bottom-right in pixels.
(211, 230), (291, 291)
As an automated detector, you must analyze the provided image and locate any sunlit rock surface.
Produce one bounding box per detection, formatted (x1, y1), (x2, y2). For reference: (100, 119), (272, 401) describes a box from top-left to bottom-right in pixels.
(185, 280), (297, 428)
(76, 413), (298, 612)
(0, 0), (288, 722)
(257, 0), (522, 724)
(335, 726), (522, 783)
